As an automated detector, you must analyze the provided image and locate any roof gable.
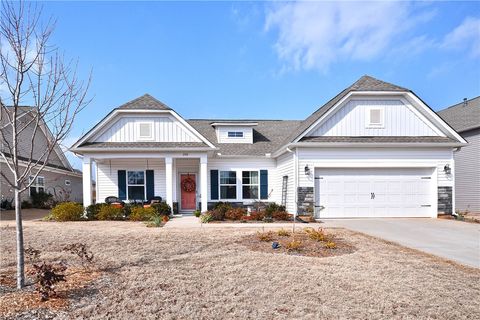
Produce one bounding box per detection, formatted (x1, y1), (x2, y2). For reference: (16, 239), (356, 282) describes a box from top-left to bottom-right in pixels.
(117, 94), (171, 110)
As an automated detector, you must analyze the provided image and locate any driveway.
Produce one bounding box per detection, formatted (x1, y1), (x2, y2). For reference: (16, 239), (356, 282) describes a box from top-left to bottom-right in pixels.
(322, 218), (480, 268)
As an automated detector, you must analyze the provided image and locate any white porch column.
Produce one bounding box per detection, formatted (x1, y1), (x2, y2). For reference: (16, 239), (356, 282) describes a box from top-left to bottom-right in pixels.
(165, 156), (173, 210)
(82, 156), (92, 207)
(200, 156), (208, 212)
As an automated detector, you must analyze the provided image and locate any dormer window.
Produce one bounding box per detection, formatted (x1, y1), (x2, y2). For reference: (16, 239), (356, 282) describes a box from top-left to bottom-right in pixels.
(137, 122), (153, 140)
(366, 107), (384, 128)
(228, 131), (244, 138)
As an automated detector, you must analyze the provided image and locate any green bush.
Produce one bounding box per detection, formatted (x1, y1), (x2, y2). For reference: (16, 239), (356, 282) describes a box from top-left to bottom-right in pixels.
(85, 203), (103, 220)
(122, 203), (136, 218)
(21, 200), (32, 209)
(129, 206), (157, 221)
(193, 210), (201, 217)
(265, 203), (286, 217)
(49, 202), (84, 221)
(200, 213), (213, 223)
(147, 215), (163, 228)
(31, 191), (54, 209)
(95, 204), (124, 221)
(151, 202), (172, 216)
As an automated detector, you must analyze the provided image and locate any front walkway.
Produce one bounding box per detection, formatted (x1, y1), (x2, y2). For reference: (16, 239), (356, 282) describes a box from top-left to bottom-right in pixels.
(321, 218), (480, 268)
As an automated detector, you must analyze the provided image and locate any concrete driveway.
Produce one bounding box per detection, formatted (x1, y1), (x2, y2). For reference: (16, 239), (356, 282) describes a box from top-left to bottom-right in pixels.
(322, 218), (480, 268)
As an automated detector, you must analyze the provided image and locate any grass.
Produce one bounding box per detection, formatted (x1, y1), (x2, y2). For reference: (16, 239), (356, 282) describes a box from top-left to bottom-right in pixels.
(0, 220), (479, 319)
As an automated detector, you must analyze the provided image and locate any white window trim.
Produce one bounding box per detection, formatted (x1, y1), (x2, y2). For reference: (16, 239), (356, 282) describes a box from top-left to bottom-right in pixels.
(219, 170), (237, 200)
(366, 106), (385, 128)
(29, 175), (45, 196)
(126, 170), (146, 201)
(242, 170), (259, 200)
(137, 122), (154, 141)
(65, 179), (71, 186)
(227, 131), (244, 138)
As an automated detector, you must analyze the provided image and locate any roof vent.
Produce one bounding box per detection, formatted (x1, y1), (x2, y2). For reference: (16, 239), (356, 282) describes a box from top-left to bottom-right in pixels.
(463, 98), (468, 107)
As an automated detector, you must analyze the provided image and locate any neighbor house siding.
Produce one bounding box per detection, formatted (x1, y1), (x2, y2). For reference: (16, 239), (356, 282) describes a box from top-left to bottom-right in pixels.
(92, 116), (201, 143)
(207, 157), (277, 203)
(307, 99), (443, 137)
(454, 128), (480, 213)
(275, 152), (295, 214)
(96, 158), (166, 203)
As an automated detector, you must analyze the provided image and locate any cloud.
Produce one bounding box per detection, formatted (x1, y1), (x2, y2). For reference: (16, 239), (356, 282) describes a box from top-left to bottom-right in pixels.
(441, 17), (480, 58)
(264, 2), (443, 72)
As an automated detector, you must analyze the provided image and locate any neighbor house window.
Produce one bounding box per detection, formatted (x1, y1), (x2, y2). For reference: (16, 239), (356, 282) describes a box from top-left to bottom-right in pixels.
(127, 171), (145, 200)
(367, 107), (384, 127)
(65, 179), (71, 186)
(227, 131), (243, 138)
(29, 176), (45, 195)
(137, 122), (153, 140)
(220, 171), (236, 199)
(242, 171), (259, 199)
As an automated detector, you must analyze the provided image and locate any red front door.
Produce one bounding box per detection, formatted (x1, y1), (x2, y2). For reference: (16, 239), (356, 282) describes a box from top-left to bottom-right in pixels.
(180, 174), (197, 210)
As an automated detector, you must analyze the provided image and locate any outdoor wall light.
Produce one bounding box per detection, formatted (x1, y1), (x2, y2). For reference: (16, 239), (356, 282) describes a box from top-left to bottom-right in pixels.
(304, 164), (311, 176)
(444, 164), (451, 175)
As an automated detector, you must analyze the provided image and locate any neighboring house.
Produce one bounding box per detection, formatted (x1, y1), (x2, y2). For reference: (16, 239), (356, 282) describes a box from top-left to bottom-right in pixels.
(0, 108), (83, 204)
(72, 75), (466, 218)
(438, 97), (480, 214)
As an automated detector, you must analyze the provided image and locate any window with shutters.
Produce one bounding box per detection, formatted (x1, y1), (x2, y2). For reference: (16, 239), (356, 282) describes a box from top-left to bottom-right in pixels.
(242, 171), (259, 199)
(137, 122), (153, 140)
(366, 107), (384, 128)
(127, 171), (145, 200)
(219, 171), (236, 199)
(29, 176), (45, 196)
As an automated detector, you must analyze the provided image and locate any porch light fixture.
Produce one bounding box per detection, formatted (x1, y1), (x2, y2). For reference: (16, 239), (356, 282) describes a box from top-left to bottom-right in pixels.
(304, 165), (311, 176)
(444, 164), (451, 175)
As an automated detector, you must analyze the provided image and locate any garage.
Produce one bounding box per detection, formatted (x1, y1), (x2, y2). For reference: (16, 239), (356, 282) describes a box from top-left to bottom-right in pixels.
(314, 168), (435, 218)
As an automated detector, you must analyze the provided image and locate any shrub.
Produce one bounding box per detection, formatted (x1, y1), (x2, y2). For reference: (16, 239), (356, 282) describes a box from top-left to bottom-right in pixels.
(286, 240), (303, 252)
(277, 229), (291, 237)
(147, 215), (163, 228)
(29, 262), (66, 301)
(225, 208), (246, 220)
(21, 200), (32, 209)
(151, 202), (172, 216)
(200, 213), (213, 223)
(265, 203), (286, 216)
(304, 228), (327, 242)
(63, 243), (94, 268)
(256, 231), (274, 242)
(193, 210), (201, 217)
(213, 201), (233, 212)
(95, 204), (124, 220)
(129, 206), (157, 221)
(272, 211), (291, 221)
(122, 203), (135, 218)
(250, 211), (265, 221)
(24, 246), (41, 263)
(85, 203), (103, 220)
(31, 191), (55, 209)
(325, 241), (337, 249)
(49, 202), (84, 221)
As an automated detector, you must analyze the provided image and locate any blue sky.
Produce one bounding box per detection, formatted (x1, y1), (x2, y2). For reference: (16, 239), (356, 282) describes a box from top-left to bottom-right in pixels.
(37, 1), (479, 168)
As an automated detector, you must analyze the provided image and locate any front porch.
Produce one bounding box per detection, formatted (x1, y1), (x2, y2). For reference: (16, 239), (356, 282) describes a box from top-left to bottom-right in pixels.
(82, 153), (209, 213)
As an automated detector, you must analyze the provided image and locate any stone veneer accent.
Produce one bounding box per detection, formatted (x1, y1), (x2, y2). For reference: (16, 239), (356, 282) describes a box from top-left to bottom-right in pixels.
(438, 186), (453, 215)
(297, 187), (314, 215)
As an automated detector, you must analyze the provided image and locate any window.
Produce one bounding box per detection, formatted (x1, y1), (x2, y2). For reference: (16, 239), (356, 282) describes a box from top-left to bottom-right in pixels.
(137, 122), (153, 140)
(227, 131), (244, 138)
(242, 171), (259, 199)
(65, 179), (71, 186)
(367, 107), (384, 127)
(127, 171), (145, 200)
(29, 176), (45, 195)
(219, 171), (236, 199)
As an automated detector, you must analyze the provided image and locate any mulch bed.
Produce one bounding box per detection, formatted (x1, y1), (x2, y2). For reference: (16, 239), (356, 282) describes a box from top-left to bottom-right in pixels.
(241, 228), (356, 258)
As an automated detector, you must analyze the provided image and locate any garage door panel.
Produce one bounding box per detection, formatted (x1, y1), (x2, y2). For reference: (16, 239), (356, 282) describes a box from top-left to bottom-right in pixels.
(316, 167), (435, 218)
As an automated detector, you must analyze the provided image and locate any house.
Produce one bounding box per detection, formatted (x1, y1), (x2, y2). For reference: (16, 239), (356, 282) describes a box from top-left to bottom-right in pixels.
(0, 108), (83, 204)
(71, 76), (466, 218)
(438, 97), (480, 214)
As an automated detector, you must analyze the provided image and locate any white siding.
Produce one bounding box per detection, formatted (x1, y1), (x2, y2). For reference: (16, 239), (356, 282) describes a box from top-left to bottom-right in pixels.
(207, 158), (277, 203)
(216, 127), (253, 144)
(275, 152), (295, 213)
(96, 158), (166, 203)
(308, 99), (443, 137)
(93, 116), (201, 143)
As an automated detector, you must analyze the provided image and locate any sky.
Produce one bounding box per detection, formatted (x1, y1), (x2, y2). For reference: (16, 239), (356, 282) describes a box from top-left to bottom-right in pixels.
(31, 1), (480, 168)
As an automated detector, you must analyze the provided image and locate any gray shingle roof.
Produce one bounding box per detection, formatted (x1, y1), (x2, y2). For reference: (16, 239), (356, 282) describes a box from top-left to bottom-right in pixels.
(282, 75), (410, 144)
(187, 120), (302, 156)
(437, 96), (480, 133)
(79, 142), (209, 149)
(117, 94), (171, 110)
(299, 136), (458, 144)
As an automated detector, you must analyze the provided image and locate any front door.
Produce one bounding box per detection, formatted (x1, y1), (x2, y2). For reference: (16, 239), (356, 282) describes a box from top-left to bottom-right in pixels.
(180, 174), (197, 210)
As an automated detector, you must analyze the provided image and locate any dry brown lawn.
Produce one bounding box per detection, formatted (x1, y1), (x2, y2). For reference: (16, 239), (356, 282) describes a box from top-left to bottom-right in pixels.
(0, 220), (479, 319)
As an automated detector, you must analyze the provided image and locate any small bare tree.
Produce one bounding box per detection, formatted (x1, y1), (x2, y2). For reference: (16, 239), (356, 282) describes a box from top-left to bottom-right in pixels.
(0, 1), (90, 289)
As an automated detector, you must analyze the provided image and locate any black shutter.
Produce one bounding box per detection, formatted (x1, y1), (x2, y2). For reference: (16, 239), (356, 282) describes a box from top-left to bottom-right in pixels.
(118, 170), (126, 200)
(146, 170), (154, 200)
(260, 170), (268, 199)
(210, 170), (219, 200)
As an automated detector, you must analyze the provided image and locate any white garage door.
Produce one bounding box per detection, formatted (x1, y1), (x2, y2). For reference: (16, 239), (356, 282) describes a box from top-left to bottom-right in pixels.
(315, 168), (435, 218)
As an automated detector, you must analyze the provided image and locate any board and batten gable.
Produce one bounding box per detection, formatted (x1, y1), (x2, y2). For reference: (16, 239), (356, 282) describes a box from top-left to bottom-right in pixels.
(307, 99), (445, 137)
(91, 115), (202, 143)
(216, 126), (253, 144)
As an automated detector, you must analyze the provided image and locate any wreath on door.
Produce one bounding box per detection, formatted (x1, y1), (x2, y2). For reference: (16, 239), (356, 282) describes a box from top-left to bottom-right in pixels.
(182, 175), (196, 193)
